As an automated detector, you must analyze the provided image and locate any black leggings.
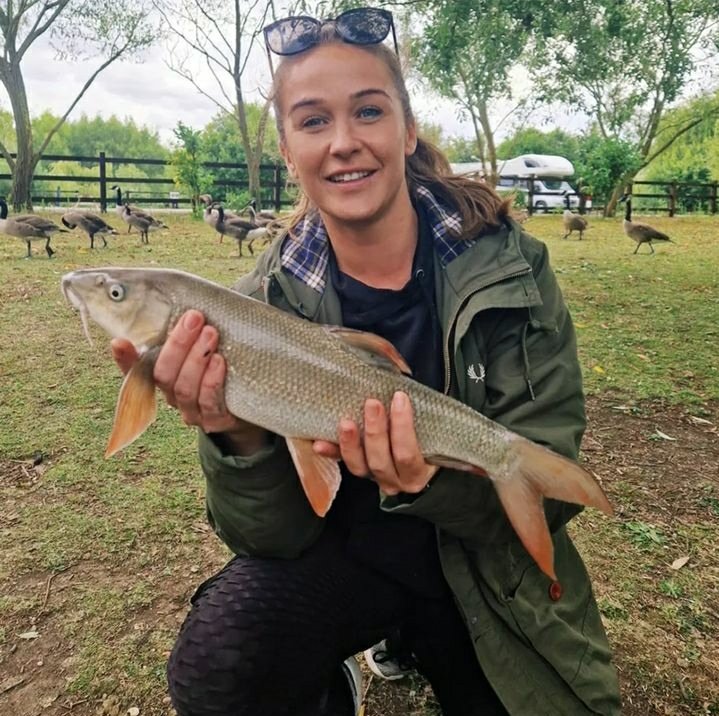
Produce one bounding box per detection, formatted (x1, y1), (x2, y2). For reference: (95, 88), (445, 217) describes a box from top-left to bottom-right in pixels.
(167, 529), (508, 716)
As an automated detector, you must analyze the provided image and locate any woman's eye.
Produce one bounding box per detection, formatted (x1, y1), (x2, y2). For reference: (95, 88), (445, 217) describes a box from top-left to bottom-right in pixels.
(301, 115), (326, 129)
(358, 106), (382, 120)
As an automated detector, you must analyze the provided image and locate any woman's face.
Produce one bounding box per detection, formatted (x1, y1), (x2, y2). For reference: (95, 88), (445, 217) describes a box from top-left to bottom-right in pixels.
(278, 43), (416, 228)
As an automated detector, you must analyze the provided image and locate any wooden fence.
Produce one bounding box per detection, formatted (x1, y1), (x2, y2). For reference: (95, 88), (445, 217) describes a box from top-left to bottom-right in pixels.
(1, 153), (717, 216)
(0, 152), (291, 212)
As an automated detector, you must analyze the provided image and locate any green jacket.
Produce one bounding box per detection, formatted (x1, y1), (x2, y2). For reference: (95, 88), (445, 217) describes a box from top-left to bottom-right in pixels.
(197, 217), (621, 715)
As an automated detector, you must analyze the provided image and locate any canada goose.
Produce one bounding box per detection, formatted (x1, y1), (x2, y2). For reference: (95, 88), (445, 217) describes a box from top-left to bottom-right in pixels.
(199, 194), (240, 243)
(213, 204), (268, 257)
(0, 198), (65, 258)
(122, 203), (168, 244)
(61, 210), (119, 249)
(110, 185), (143, 231)
(562, 210), (588, 240)
(244, 199), (277, 227)
(620, 195), (674, 254)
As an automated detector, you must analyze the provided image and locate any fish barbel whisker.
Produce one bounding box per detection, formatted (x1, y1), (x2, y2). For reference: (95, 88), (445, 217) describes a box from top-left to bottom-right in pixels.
(62, 281), (94, 346)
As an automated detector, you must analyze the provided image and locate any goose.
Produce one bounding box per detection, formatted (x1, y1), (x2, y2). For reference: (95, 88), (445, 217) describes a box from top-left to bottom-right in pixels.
(212, 204), (268, 257)
(199, 194), (240, 243)
(110, 185), (143, 231)
(122, 203), (168, 245)
(0, 198), (65, 258)
(620, 195), (674, 254)
(61, 210), (119, 249)
(562, 209), (588, 240)
(244, 199), (277, 227)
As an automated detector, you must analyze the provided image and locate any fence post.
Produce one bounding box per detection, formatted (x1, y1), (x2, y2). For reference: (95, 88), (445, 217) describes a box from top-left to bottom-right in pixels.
(99, 151), (107, 213)
(273, 165), (282, 212)
(711, 181), (718, 215)
(668, 181), (677, 217)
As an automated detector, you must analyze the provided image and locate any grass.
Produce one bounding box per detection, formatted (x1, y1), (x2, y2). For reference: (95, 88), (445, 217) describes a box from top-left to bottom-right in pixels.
(0, 209), (717, 715)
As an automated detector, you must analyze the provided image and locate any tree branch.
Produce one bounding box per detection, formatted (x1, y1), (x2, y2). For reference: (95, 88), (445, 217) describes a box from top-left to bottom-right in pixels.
(0, 136), (16, 170)
(640, 107), (719, 170)
(17, 0), (69, 60)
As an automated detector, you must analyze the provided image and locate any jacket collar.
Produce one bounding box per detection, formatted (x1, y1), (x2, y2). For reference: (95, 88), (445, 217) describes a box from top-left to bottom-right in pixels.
(279, 185), (476, 294)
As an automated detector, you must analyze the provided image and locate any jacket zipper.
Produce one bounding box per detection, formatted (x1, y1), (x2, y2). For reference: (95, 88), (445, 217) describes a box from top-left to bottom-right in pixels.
(442, 267), (533, 394)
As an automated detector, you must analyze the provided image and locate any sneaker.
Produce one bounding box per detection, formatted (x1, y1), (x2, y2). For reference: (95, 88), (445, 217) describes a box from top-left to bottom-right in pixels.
(342, 656), (363, 715)
(362, 638), (415, 681)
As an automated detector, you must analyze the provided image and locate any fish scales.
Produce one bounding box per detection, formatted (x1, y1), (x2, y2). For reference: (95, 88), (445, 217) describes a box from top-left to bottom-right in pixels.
(162, 270), (512, 475)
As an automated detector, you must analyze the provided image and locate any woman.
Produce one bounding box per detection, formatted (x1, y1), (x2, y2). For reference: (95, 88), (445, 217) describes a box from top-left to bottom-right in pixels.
(113, 7), (621, 715)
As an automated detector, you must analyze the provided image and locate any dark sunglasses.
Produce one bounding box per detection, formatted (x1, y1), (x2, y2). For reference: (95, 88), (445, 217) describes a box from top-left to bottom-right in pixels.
(263, 7), (398, 61)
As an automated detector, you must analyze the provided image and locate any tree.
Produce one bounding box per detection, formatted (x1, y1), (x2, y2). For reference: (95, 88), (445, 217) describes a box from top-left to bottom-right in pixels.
(155, 0), (276, 209)
(170, 121), (213, 213)
(413, 0), (532, 183)
(532, 0), (719, 214)
(0, 0), (156, 210)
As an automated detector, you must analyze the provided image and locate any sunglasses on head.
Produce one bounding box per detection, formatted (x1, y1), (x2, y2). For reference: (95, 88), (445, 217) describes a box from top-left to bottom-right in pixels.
(263, 7), (398, 60)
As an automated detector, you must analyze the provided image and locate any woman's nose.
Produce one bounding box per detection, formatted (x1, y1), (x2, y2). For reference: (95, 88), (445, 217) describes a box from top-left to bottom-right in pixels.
(328, 120), (361, 157)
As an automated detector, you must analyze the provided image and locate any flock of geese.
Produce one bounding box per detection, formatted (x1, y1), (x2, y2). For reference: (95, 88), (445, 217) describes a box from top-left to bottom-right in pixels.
(562, 194), (674, 253)
(0, 190), (277, 258)
(0, 193), (673, 259)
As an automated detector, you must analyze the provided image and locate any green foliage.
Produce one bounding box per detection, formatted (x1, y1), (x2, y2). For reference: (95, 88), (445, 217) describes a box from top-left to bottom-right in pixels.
(413, 0), (532, 172)
(575, 134), (643, 205)
(170, 122), (213, 213)
(443, 136), (481, 163)
(641, 92), (719, 193)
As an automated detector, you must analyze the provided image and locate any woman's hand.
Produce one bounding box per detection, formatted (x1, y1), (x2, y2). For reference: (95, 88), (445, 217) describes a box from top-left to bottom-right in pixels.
(111, 309), (270, 455)
(313, 391), (438, 495)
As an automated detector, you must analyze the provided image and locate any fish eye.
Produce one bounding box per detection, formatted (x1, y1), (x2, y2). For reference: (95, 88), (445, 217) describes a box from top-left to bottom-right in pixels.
(108, 283), (125, 302)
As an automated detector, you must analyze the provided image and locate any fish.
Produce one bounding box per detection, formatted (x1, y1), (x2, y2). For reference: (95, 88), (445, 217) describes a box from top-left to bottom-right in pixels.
(61, 266), (613, 580)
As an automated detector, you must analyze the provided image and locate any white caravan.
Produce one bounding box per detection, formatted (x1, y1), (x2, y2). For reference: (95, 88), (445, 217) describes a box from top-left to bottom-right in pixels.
(450, 154), (586, 211)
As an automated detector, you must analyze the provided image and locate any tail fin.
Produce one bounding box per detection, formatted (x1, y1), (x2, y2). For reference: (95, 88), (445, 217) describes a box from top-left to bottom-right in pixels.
(493, 439), (612, 580)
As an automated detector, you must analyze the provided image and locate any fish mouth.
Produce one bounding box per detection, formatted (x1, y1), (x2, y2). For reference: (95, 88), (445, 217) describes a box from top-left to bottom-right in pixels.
(61, 274), (93, 346)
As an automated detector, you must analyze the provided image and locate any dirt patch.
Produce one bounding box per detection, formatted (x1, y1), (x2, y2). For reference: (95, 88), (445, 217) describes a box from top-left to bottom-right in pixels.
(1, 397), (717, 716)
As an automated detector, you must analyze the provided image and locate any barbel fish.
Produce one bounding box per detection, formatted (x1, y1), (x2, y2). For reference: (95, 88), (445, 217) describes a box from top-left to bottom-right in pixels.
(61, 267), (612, 579)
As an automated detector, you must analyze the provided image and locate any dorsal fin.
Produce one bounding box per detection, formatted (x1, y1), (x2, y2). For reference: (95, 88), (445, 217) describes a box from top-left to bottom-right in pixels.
(326, 327), (411, 375)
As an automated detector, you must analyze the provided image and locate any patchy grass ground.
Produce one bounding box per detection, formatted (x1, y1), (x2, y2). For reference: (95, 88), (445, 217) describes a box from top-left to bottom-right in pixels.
(0, 209), (717, 715)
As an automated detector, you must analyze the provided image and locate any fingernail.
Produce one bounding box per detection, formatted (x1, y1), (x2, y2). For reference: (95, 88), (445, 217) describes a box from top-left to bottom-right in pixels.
(393, 392), (407, 409)
(183, 311), (202, 330)
(367, 401), (381, 419)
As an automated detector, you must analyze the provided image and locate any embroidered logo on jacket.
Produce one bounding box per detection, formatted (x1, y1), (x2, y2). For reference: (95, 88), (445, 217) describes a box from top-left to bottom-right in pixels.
(467, 363), (486, 383)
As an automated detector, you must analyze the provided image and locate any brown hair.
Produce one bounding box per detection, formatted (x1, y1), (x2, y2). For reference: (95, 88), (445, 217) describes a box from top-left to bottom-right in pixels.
(270, 29), (511, 240)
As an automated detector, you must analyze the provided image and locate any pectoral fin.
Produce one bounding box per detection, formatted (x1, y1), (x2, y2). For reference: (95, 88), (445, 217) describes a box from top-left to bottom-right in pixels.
(286, 437), (342, 517)
(326, 327), (411, 375)
(105, 349), (159, 458)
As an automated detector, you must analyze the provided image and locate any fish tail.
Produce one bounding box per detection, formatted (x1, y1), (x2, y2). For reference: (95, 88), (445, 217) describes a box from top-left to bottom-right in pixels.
(493, 439), (613, 580)
(105, 349), (159, 457)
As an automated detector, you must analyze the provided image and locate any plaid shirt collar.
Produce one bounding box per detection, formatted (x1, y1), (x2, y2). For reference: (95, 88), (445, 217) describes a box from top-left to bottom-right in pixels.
(280, 185), (476, 293)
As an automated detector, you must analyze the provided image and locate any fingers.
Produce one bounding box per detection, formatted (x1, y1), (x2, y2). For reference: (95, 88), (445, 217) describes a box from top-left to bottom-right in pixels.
(389, 392), (438, 493)
(173, 324), (219, 423)
(337, 393), (436, 495)
(153, 310), (206, 407)
(150, 310), (242, 433)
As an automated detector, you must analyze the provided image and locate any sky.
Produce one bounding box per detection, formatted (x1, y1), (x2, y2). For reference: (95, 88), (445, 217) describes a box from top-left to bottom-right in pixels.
(4, 16), (586, 152)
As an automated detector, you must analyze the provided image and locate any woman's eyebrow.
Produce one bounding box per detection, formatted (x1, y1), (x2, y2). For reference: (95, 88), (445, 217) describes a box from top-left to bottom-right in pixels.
(289, 88), (392, 115)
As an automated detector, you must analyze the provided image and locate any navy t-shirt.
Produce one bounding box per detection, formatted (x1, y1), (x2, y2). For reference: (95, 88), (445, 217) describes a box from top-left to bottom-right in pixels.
(326, 208), (449, 598)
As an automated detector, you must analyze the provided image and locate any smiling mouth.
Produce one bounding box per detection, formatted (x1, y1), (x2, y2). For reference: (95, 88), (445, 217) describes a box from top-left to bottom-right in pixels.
(327, 170), (374, 183)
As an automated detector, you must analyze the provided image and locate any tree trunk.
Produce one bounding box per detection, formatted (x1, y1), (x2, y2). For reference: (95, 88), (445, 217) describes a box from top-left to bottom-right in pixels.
(1, 60), (37, 211)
